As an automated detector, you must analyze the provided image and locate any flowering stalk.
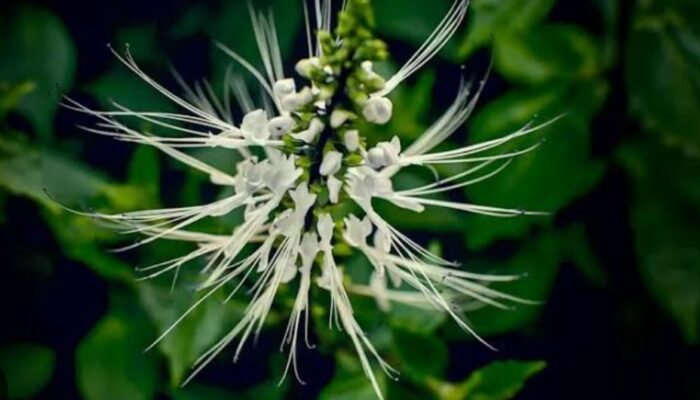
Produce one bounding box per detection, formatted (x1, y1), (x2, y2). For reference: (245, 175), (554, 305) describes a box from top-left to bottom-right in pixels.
(63, 0), (555, 398)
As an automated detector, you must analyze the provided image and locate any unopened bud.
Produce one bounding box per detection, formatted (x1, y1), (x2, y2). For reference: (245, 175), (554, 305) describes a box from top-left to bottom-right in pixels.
(362, 97), (393, 125)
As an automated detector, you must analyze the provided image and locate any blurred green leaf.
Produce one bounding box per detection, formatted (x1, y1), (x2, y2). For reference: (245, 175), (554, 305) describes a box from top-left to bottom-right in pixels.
(319, 372), (386, 400)
(137, 281), (247, 386)
(627, 0), (700, 156)
(375, 0), (460, 60)
(209, 0), (302, 89)
(89, 66), (176, 113)
(0, 343), (55, 400)
(620, 140), (700, 343)
(427, 360), (545, 400)
(559, 224), (606, 286)
(0, 134), (138, 282)
(494, 24), (602, 85)
(0, 81), (36, 118)
(76, 308), (158, 400)
(388, 302), (447, 335)
(0, 6), (76, 140)
(449, 234), (560, 338)
(128, 146), (161, 200)
(457, 0), (557, 58)
(391, 326), (448, 379)
(464, 84), (606, 249)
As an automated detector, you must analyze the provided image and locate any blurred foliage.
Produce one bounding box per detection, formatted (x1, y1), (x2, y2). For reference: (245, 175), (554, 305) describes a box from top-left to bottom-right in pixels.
(0, 0), (699, 399)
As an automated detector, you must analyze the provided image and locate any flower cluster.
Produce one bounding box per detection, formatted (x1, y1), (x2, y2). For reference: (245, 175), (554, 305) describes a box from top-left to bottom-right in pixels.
(65, 0), (552, 398)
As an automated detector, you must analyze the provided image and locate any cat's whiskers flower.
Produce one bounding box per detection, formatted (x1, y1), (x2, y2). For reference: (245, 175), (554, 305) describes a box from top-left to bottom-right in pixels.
(63, 1), (556, 399)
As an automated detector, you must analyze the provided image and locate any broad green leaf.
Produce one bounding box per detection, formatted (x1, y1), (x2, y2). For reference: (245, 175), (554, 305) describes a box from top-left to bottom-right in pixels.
(494, 24), (602, 85)
(558, 224), (606, 286)
(76, 310), (158, 400)
(0, 6), (76, 140)
(463, 360), (545, 400)
(389, 302), (446, 335)
(463, 84), (606, 249)
(620, 140), (700, 343)
(391, 326), (448, 379)
(626, 1), (700, 156)
(0, 82), (36, 117)
(128, 146), (161, 200)
(0, 343), (55, 399)
(446, 234), (560, 339)
(319, 372), (386, 400)
(427, 360), (545, 400)
(137, 281), (248, 386)
(457, 0), (557, 58)
(0, 134), (137, 282)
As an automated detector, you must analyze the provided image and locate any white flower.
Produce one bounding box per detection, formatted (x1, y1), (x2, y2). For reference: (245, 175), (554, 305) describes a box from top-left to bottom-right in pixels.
(320, 150), (343, 176)
(362, 97), (393, 125)
(273, 78), (296, 100)
(344, 129), (360, 152)
(64, 1), (554, 399)
(330, 109), (352, 128)
(281, 86), (314, 111)
(267, 115), (295, 138)
(295, 57), (320, 78)
(327, 175), (343, 204)
(292, 118), (324, 144)
(366, 136), (401, 169)
(241, 109), (269, 142)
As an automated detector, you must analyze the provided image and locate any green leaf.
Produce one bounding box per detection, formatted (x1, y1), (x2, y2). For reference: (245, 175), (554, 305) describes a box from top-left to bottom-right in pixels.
(0, 81), (36, 117)
(463, 84), (606, 249)
(128, 146), (160, 200)
(319, 372), (386, 400)
(76, 310), (158, 400)
(88, 66), (176, 113)
(0, 134), (136, 282)
(427, 360), (545, 400)
(375, 0), (460, 60)
(447, 234), (560, 338)
(0, 6), (76, 140)
(494, 24), (602, 85)
(457, 0), (557, 58)
(391, 326), (448, 379)
(209, 0), (302, 88)
(137, 281), (248, 386)
(0, 343), (55, 400)
(626, 1), (700, 156)
(620, 140), (700, 343)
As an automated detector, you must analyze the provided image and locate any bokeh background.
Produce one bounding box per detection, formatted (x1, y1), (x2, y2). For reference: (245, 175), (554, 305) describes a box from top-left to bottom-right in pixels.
(1, 0), (699, 399)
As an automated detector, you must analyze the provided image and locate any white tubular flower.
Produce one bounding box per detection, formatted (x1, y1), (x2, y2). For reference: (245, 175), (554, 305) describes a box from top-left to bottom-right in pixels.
(330, 109), (352, 128)
(295, 57), (320, 78)
(344, 129), (360, 151)
(267, 115), (295, 138)
(66, 1), (554, 399)
(327, 175), (342, 204)
(273, 78), (296, 100)
(281, 86), (314, 111)
(241, 109), (270, 142)
(362, 96), (393, 125)
(366, 136), (401, 169)
(292, 118), (324, 143)
(320, 150), (343, 176)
